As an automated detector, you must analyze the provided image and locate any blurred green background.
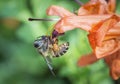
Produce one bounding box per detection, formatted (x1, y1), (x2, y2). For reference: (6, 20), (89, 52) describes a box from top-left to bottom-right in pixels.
(0, 0), (120, 84)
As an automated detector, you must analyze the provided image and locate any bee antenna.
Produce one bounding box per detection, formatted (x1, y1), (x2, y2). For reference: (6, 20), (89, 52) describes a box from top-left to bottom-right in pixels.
(28, 18), (36, 21)
(28, 18), (60, 21)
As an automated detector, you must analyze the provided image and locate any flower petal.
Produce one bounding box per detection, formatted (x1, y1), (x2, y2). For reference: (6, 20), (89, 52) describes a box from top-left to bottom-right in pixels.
(47, 5), (75, 18)
(78, 0), (116, 15)
(104, 50), (120, 80)
(107, 22), (120, 36)
(95, 39), (120, 58)
(107, 0), (116, 13)
(78, 53), (98, 66)
(78, 0), (108, 15)
(110, 59), (120, 80)
(88, 15), (120, 48)
(88, 15), (120, 58)
(54, 15), (112, 33)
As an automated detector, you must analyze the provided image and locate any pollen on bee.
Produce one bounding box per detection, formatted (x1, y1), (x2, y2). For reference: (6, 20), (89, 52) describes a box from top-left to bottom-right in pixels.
(53, 44), (59, 51)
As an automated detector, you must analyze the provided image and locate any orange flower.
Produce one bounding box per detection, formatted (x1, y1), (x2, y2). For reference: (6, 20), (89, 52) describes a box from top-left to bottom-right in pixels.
(47, 0), (120, 80)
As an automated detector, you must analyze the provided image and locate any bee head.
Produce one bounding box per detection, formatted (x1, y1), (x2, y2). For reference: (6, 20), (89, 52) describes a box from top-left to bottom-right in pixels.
(34, 35), (49, 48)
(34, 41), (40, 48)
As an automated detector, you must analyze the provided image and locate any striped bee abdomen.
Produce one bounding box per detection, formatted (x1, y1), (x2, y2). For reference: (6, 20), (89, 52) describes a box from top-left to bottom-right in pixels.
(53, 42), (69, 57)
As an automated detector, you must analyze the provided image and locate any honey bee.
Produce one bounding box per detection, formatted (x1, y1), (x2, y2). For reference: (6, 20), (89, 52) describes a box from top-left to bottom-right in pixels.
(34, 35), (69, 76)
(29, 17), (69, 75)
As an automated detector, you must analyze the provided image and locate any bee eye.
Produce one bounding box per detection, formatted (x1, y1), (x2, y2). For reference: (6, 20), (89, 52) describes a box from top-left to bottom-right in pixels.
(34, 42), (39, 48)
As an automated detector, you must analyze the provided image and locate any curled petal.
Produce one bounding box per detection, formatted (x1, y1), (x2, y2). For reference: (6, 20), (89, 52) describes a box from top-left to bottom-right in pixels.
(107, 22), (120, 36)
(95, 39), (120, 58)
(47, 5), (75, 18)
(78, 53), (98, 66)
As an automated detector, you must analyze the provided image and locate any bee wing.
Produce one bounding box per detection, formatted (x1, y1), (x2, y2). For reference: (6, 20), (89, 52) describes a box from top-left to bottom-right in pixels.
(43, 56), (56, 76)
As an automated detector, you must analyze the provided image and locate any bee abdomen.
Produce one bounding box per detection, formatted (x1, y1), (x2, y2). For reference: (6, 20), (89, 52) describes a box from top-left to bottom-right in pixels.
(54, 42), (69, 57)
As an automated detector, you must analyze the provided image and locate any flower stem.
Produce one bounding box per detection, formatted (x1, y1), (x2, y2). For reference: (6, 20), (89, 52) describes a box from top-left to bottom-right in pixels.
(74, 0), (84, 6)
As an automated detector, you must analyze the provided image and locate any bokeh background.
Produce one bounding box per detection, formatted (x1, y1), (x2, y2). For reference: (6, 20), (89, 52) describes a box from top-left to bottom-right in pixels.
(0, 0), (120, 84)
